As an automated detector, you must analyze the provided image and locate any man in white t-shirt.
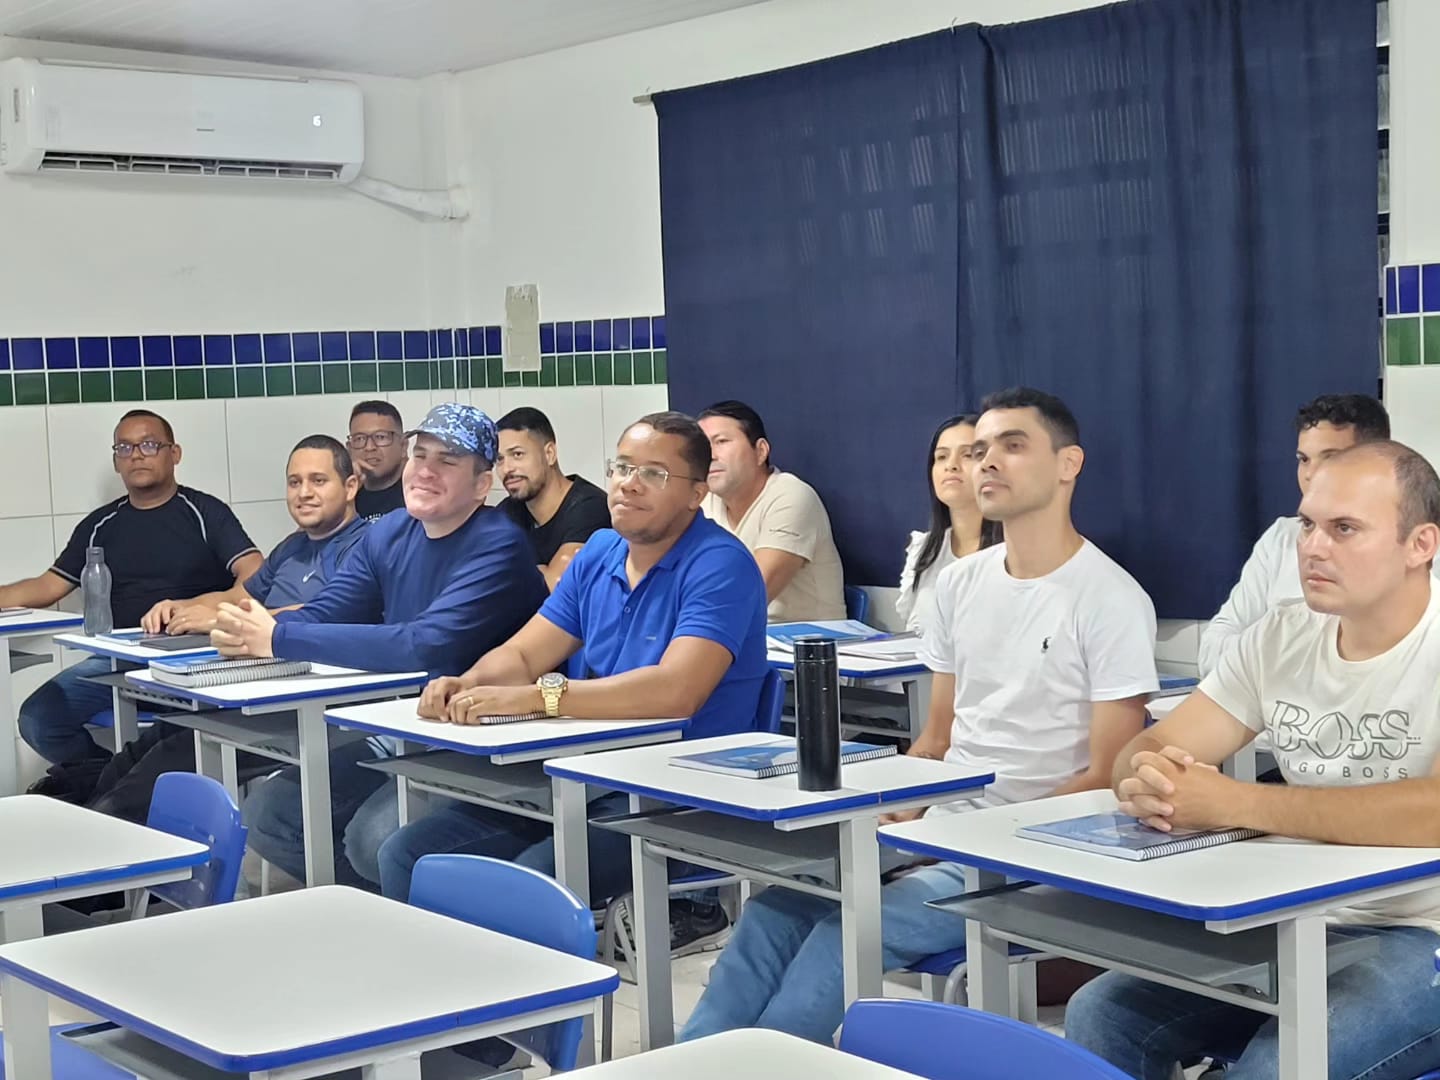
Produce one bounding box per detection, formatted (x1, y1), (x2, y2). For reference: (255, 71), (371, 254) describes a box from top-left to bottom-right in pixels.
(679, 387), (1158, 1045)
(1198, 394), (1390, 676)
(1068, 440), (1440, 1080)
(698, 400), (846, 622)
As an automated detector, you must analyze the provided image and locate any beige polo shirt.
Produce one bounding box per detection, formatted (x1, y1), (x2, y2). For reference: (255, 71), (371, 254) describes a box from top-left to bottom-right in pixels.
(702, 471), (847, 623)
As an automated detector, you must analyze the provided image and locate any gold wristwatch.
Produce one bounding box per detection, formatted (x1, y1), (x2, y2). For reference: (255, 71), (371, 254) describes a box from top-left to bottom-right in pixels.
(536, 671), (568, 717)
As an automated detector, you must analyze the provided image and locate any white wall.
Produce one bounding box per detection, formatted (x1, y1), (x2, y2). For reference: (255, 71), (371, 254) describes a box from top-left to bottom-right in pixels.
(1383, 0), (1439, 463)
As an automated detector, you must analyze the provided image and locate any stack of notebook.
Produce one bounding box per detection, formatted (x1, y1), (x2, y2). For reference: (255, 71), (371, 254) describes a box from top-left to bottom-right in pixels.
(148, 653), (313, 689)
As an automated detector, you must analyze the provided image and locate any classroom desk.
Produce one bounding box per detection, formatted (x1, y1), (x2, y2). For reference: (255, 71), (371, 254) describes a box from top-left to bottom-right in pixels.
(562, 1029), (923, 1078)
(0, 611), (83, 796)
(767, 648), (932, 744)
(879, 789), (1440, 1080)
(0, 885), (619, 1080)
(326, 698), (689, 906)
(121, 665), (428, 887)
(546, 733), (992, 1050)
(0, 795), (207, 943)
(53, 631), (214, 755)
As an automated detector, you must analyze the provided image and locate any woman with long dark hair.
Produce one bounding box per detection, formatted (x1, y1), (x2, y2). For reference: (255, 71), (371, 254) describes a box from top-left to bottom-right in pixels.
(895, 414), (1002, 636)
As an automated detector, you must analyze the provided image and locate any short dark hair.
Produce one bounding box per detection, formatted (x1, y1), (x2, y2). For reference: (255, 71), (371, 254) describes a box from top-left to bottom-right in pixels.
(626, 411), (712, 481)
(1331, 441), (1440, 541)
(289, 434), (353, 481)
(698, 400), (768, 446)
(1294, 394), (1389, 442)
(116, 409), (174, 443)
(350, 400), (402, 429)
(978, 387), (1079, 449)
(496, 407), (557, 444)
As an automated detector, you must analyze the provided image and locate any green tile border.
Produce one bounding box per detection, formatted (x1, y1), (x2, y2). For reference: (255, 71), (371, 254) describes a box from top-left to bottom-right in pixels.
(1387, 316), (1422, 366)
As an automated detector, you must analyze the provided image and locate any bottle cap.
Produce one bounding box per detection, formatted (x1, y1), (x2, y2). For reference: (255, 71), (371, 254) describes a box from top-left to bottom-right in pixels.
(793, 636), (837, 662)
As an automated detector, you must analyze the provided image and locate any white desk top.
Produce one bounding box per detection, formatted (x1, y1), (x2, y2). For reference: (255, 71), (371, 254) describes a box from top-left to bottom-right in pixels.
(0, 796), (208, 903)
(327, 697), (689, 756)
(766, 649), (929, 679)
(125, 665), (429, 708)
(0, 610), (83, 639)
(563, 1029), (922, 1078)
(0, 886), (619, 1073)
(879, 789), (1440, 922)
(55, 631), (213, 663)
(545, 733), (992, 823)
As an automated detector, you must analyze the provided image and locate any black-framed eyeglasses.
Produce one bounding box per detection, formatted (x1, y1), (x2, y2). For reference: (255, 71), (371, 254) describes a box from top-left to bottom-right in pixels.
(347, 432), (400, 449)
(112, 440), (174, 459)
(605, 459), (705, 490)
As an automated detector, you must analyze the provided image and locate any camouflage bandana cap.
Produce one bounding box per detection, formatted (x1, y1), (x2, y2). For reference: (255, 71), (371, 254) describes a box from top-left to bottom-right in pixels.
(404, 403), (498, 467)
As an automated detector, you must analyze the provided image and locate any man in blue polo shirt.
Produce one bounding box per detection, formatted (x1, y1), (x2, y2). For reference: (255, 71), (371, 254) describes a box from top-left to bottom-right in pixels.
(372, 410), (770, 927)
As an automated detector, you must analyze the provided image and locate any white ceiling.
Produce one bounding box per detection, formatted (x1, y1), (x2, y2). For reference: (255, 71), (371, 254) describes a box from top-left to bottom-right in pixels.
(0, 0), (772, 79)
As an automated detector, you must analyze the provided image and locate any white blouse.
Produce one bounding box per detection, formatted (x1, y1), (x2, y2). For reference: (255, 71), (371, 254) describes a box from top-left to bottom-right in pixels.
(895, 528), (960, 639)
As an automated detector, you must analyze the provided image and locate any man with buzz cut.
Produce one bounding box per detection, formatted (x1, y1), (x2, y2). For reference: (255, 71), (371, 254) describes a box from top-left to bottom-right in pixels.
(0, 409), (262, 765)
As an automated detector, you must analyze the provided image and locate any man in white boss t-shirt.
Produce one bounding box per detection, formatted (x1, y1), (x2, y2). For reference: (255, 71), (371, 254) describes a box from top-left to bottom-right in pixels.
(1068, 440), (1440, 1080)
(679, 388), (1158, 1045)
(1198, 394), (1390, 677)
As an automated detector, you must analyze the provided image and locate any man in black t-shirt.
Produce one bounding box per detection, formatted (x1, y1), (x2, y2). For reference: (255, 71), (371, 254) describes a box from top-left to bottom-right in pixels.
(495, 407), (611, 590)
(347, 400), (408, 521)
(0, 410), (261, 764)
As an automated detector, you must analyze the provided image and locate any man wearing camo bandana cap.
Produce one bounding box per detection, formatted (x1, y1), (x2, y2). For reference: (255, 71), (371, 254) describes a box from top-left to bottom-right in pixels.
(404, 403), (499, 467)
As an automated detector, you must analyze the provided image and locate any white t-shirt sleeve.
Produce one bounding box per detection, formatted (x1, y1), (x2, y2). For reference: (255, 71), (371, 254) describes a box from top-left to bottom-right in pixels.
(1198, 518), (1290, 678)
(1198, 612), (1270, 732)
(918, 558), (962, 674)
(895, 531), (927, 632)
(1079, 579), (1160, 701)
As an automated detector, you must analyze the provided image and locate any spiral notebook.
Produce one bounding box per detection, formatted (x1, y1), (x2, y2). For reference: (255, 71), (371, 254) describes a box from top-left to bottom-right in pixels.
(148, 653), (313, 689)
(1017, 812), (1264, 861)
(670, 740), (897, 779)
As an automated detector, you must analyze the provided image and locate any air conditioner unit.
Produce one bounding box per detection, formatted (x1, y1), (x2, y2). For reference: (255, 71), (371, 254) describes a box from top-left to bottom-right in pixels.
(0, 58), (364, 182)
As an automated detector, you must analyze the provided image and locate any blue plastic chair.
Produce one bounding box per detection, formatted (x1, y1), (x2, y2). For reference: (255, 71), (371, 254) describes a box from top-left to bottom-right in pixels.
(839, 999), (1131, 1080)
(844, 585), (870, 624)
(0, 1026), (133, 1078)
(138, 772), (247, 914)
(410, 854), (596, 1072)
(905, 941), (1041, 1012)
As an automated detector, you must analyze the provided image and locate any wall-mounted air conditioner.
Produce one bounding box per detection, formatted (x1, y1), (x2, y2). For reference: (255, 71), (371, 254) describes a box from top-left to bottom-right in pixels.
(0, 58), (364, 182)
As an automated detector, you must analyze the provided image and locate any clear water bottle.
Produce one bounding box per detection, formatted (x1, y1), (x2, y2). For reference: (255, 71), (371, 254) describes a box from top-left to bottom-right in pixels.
(81, 546), (113, 636)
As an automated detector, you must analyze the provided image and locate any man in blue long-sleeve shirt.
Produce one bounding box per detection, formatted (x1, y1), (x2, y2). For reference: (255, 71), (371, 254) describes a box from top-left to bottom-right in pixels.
(219, 404), (547, 888)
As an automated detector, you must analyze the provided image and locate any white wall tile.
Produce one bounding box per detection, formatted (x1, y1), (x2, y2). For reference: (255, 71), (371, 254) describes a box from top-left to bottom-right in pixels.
(224, 397), (354, 504)
(0, 516), (60, 586)
(233, 500), (299, 558)
(466, 389), (503, 420)
(0, 407), (52, 519)
(600, 386), (671, 458)
(382, 391), (434, 433)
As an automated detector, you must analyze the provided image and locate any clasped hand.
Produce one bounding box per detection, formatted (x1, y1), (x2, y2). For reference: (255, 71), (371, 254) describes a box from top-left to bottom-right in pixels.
(1116, 746), (1232, 832)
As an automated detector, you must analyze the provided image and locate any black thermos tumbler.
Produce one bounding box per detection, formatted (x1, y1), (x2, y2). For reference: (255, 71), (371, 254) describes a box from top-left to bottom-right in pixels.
(793, 636), (842, 791)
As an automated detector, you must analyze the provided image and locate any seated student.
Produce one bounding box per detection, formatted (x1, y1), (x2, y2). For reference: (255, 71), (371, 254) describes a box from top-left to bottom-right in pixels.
(494, 406), (611, 590)
(87, 435), (369, 822)
(896, 413), (1003, 638)
(373, 411), (769, 946)
(1067, 439), (1440, 1080)
(0, 409), (262, 765)
(680, 387), (1158, 1045)
(698, 400), (846, 622)
(227, 404), (548, 887)
(347, 399), (409, 521)
(1199, 394), (1389, 676)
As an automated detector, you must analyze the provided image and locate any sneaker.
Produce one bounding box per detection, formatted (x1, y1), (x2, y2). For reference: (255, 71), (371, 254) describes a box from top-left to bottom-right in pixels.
(669, 899), (730, 956)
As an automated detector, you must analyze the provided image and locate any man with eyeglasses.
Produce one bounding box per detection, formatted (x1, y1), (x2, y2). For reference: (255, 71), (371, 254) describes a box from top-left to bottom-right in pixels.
(347, 400), (408, 521)
(0, 409), (262, 765)
(367, 410), (769, 955)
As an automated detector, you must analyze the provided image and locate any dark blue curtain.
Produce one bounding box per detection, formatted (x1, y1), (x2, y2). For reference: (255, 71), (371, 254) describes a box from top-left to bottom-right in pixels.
(657, 0), (1377, 617)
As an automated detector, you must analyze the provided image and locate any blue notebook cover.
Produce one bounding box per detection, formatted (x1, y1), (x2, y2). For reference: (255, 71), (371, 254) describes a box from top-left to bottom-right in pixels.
(1017, 812), (1263, 861)
(767, 620), (882, 650)
(670, 740), (897, 779)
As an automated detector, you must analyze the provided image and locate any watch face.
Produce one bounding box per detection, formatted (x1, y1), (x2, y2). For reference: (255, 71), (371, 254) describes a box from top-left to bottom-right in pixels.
(539, 672), (567, 690)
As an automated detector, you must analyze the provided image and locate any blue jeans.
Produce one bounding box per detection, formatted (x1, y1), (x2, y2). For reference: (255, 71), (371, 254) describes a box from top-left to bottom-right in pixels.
(1065, 924), (1440, 1080)
(19, 656), (113, 764)
(242, 738), (397, 889)
(377, 790), (634, 902)
(679, 861), (970, 1044)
